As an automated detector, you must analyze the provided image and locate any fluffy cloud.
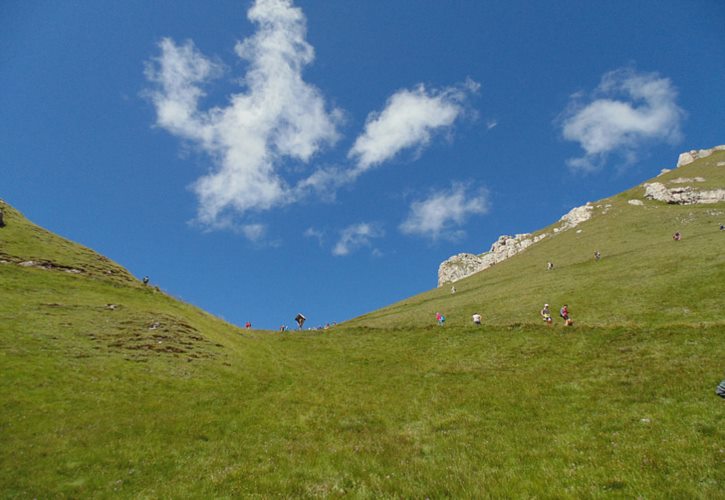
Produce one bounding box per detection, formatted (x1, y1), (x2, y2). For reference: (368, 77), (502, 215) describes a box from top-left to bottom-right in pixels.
(399, 183), (488, 240)
(146, 0), (481, 244)
(348, 80), (479, 173)
(560, 68), (685, 171)
(332, 223), (384, 256)
(145, 0), (342, 229)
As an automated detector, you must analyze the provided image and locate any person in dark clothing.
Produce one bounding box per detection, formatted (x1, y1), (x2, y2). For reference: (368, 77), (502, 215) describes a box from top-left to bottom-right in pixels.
(295, 313), (306, 329)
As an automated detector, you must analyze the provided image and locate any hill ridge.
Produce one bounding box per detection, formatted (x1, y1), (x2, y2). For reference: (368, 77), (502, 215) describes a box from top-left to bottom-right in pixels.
(350, 147), (725, 329)
(438, 145), (725, 286)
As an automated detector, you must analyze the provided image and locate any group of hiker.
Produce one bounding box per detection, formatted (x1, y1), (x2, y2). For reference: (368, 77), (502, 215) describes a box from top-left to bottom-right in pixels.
(547, 249), (602, 272)
(434, 303), (573, 327)
(239, 314), (338, 333)
(540, 303), (573, 326)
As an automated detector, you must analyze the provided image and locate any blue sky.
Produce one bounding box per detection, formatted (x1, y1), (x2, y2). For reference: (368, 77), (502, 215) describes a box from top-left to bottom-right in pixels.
(3, 0), (724, 329)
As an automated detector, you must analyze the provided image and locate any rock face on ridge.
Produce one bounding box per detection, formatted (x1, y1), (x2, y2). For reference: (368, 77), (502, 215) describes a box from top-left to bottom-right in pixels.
(437, 201), (596, 286)
(438, 234), (542, 286)
(645, 145), (725, 204)
(676, 145), (725, 167)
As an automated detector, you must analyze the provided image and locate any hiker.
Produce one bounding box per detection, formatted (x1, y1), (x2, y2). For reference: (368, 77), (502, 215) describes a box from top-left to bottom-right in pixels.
(716, 379), (725, 398)
(547, 261), (554, 271)
(594, 250), (601, 261)
(436, 312), (445, 326)
(472, 313), (482, 325)
(245, 321), (252, 329)
(295, 313), (306, 329)
(720, 224), (724, 231)
(451, 286), (456, 294)
(142, 276), (149, 285)
(540, 304), (552, 326)
(0, 208), (4, 227)
(560, 304), (573, 326)
(673, 231), (681, 241)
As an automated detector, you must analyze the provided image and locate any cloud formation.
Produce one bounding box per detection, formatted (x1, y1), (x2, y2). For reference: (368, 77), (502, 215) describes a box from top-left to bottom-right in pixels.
(146, 0), (480, 244)
(332, 223), (384, 256)
(560, 68), (685, 171)
(145, 0), (342, 228)
(399, 183), (488, 240)
(348, 80), (478, 173)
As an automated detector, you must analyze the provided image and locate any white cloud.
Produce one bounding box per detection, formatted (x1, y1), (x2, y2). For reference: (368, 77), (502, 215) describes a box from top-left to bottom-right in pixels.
(560, 68), (685, 171)
(400, 183), (488, 240)
(348, 80), (479, 173)
(486, 119), (498, 130)
(241, 223), (266, 242)
(145, 0), (342, 227)
(332, 223), (384, 256)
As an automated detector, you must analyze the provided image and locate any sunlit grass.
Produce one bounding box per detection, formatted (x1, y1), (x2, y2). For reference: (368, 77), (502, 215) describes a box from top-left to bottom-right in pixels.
(1, 154), (724, 497)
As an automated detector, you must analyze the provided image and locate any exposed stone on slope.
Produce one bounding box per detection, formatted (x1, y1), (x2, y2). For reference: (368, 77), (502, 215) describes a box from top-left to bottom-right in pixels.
(643, 182), (725, 205)
(559, 204), (593, 230)
(676, 145), (725, 167)
(438, 201), (598, 285)
(438, 232), (549, 285)
(628, 199), (644, 206)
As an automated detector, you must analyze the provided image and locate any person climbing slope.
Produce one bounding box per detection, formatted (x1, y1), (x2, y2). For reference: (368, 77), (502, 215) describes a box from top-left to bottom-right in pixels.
(560, 304), (573, 326)
(540, 304), (552, 326)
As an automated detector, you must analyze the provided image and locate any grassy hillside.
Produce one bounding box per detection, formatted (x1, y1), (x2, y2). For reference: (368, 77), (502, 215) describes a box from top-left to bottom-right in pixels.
(1, 153), (723, 497)
(349, 151), (725, 329)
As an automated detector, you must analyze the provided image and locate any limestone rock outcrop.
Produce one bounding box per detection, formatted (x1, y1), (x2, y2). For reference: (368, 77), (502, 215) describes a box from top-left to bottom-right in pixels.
(676, 145), (725, 167)
(558, 204), (593, 230)
(438, 232), (549, 286)
(643, 182), (725, 205)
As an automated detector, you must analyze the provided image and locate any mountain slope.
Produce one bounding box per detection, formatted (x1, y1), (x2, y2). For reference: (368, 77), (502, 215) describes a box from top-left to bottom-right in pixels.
(0, 200), (246, 360)
(1, 152), (723, 497)
(348, 150), (725, 329)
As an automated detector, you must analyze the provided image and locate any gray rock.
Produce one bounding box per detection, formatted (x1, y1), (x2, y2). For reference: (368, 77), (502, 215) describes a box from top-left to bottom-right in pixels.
(559, 204), (593, 230)
(644, 182), (725, 205)
(438, 232), (549, 286)
(676, 145), (725, 167)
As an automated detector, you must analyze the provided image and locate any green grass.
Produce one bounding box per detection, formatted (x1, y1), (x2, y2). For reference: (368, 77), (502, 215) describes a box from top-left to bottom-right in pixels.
(1, 154), (724, 497)
(350, 151), (725, 329)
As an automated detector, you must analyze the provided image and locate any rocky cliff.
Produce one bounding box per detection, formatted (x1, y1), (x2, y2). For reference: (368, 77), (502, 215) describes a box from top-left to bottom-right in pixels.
(676, 145), (725, 167)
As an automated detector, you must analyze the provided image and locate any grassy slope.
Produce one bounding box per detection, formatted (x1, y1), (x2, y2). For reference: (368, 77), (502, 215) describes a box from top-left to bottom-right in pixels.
(1, 154), (724, 498)
(349, 151), (725, 329)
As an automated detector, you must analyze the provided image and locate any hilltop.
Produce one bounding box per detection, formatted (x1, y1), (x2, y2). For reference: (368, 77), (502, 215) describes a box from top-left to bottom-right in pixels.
(1, 149), (723, 497)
